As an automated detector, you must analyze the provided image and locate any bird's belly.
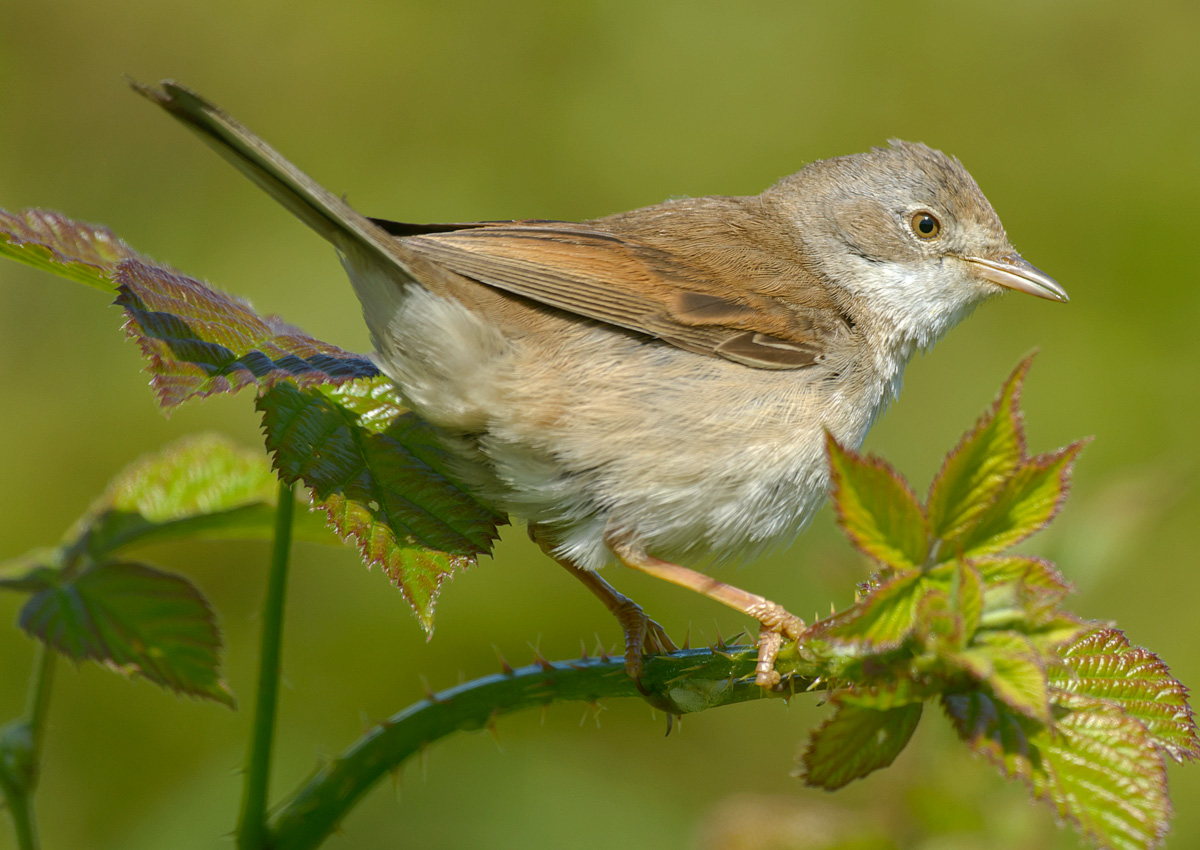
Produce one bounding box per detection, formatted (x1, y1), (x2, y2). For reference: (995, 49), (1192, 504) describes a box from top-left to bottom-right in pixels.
(461, 326), (881, 570)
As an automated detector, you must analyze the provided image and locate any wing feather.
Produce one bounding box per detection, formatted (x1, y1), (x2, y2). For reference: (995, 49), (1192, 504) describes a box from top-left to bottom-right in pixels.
(398, 221), (832, 369)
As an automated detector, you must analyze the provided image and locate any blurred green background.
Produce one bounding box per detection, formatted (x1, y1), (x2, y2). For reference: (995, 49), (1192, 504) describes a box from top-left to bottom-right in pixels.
(2, 2), (1198, 848)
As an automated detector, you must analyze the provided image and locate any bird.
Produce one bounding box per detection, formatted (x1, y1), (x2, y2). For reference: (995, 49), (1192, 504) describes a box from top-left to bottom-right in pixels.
(136, 80), (1067, 687)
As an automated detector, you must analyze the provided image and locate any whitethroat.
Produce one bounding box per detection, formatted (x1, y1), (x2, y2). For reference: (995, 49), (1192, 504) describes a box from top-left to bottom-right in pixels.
(137, 81), (1067, 687)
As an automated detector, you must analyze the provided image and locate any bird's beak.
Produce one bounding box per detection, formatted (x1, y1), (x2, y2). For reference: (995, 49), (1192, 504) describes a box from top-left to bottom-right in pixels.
(962, 254), (1069, 302)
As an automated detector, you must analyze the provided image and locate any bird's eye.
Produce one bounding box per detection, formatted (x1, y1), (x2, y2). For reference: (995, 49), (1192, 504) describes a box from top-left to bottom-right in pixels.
(910, 211), (941, 239)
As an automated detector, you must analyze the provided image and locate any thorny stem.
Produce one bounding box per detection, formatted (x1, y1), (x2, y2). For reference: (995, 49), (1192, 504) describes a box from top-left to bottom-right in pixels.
(236, 481), (295, 850)
(267, 645), (818, 850)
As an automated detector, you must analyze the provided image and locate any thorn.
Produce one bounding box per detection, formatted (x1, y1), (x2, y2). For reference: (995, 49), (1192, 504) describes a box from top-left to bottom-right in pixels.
(594, 634), (610, 663)
(831, 601), (837, 617)
(664, 712), (676, 736)
(485, 709), (502, 750)
(540, 704), (549, 727)
(494, 645), (514, 675)
(528, 638), (554, 671)
(727, 630), (746, 646)
(714, 622), (725, 649)
(419, 675), (442, 703)
(681, 625), (691, 650)
(579, 700), (604, 728)
(388, 762), (404, 797)
(417, 742), (430, 783)
(579, 639), (590, 661)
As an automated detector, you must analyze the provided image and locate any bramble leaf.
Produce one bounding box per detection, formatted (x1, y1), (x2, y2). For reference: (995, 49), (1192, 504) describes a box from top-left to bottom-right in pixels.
(810, 571), (924, 650)
(927, 356), (1030, 545)
(258, 381), (505, 634)
(2, 207), (508, 634)
(18, 561), (233, 706)
(975, 555), (1073, 631)
(75, 433), (334, 559)
(0, 208), (137, 292)
(115, 259), (378, 408)
(944, 689), (1170, 850)
(915, 561), (983, 652)
(956, 441), (1088, 557)
(957, 632), (1050, 723)
(798, 701), (923, 789)
(1055, 629), (1200, 763)
(827, 436), (928, 569)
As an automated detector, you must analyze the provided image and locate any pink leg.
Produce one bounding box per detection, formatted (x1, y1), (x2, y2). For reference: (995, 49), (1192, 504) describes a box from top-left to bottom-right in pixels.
(532, 527), (677, 679)
(608, 538), (804, 687)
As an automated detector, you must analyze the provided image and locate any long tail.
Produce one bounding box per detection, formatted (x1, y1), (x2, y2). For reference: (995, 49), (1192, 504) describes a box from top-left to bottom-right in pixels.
(132, 79), (398, 267)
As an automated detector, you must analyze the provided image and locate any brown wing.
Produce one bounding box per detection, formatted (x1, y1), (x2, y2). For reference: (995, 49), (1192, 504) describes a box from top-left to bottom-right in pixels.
(388, 211), (835, 370)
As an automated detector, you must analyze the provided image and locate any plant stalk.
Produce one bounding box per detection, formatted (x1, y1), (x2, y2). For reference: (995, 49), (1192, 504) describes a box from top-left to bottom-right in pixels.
(267, 645), (814, 850)
(236, 481), (295, 849)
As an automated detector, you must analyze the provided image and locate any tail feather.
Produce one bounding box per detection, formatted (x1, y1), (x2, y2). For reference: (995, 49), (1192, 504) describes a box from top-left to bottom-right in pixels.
(132, 79), (397, 266)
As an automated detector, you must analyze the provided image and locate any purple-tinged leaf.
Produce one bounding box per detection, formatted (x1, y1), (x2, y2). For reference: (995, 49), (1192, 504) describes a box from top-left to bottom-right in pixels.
(1055, 629), (1199, 762)
(258, 381), (505, 634)
(18, 561), (234, 707)
(798, 701), (923, 789)
(955, 441), (1089, 557)
(115, 259), (378, 408)
(927, 357), (1032, 545)
(827, 434), (928, 569)
(0, 208), (380, 408)
(0, 208), (139, 292)
(943, 689), (1170, 850)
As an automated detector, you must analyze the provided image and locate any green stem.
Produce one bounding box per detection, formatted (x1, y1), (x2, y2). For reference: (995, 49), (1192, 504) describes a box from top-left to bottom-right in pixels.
(0, 775), (36, 850)
(267, 644), (816, 850)
(25, 645), (55, 760)
(236, 481), (295, 850)
(0, 643), (57, 850)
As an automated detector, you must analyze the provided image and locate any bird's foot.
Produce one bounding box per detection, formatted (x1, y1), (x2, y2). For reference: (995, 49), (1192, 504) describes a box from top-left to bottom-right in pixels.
(747, 606), (806, 688)
(609, 596), (679, 680)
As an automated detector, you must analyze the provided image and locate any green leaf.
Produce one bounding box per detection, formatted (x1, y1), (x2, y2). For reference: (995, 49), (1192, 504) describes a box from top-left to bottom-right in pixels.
(957, 632), (1050, 724)
(811, 571), (924, 650)
(956, 441), (1088, 557)
(0, 208), (139, 293)
(827, 434), (928, 569)
(975, 555), (1072, 630)
(114, 258), (378, 408)
(18, 561), (234, 707)
(0, 551), (62, 592)
(76, 433), (334, 558)
(927, 356), (1031, 545)
(944, 690), (1170, 850)
(798, 701), (923, 789)
(258, 380), (505, 634)
(913, 561), (983, 652)
(1055, 628), (1200, 762)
